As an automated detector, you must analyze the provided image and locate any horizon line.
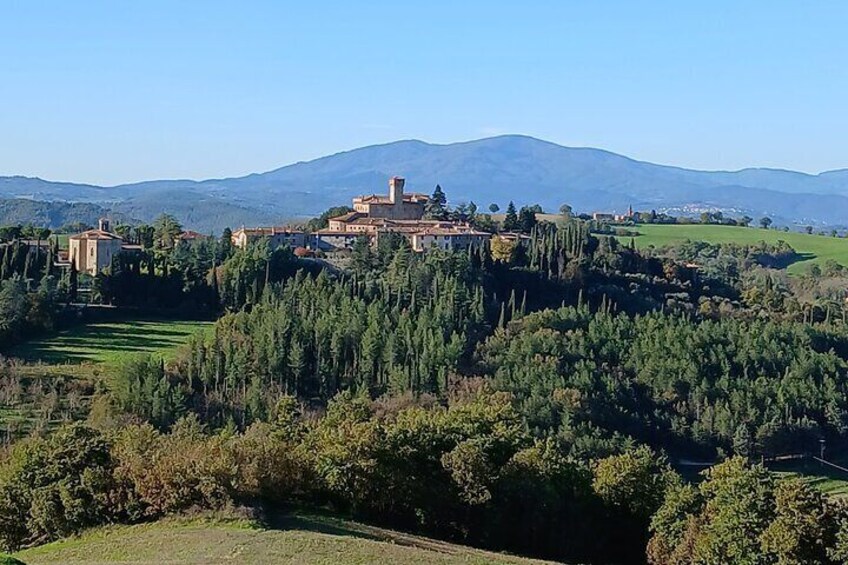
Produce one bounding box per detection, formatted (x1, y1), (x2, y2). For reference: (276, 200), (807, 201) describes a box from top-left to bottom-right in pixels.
(2, 134), (846, 188)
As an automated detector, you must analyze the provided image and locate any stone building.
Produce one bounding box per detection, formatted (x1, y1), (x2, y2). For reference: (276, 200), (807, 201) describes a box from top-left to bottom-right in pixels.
(311, 231), (360, 251)
(351, 177), (429, 220)
(68, 219), (139, 275)
(410, 226), (491, 252)
(314, 176), (496, 252)
(234, 176), (495, 253)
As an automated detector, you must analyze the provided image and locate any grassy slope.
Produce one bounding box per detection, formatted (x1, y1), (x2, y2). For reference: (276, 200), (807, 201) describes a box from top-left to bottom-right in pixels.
(9, 320), (211, 366)
(15, 515), (557, 565)
(1, 319), (210, 440)
(769, 455), (848, 499)
(618, 224), (848, 274)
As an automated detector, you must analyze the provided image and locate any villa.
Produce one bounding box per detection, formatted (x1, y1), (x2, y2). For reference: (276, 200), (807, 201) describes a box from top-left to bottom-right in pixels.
(314, 177), (489, 252)
(68, 219), (142, 275)
(234, 177), (494, 253)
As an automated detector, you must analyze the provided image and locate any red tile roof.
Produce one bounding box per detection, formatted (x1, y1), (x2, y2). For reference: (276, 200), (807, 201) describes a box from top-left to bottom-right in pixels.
(234, 227), (304, 236)
(354, 193), (429, 204)
(328, 211), (363, 223)
(69, 229), (123, 241)
(179, 230), (208, 240)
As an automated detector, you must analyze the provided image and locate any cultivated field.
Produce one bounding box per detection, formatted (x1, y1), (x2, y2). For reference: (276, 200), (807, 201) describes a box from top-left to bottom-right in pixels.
(9, 319), (211, 366)
(14, 514), (556, 565)
(617, 224), (848, 274)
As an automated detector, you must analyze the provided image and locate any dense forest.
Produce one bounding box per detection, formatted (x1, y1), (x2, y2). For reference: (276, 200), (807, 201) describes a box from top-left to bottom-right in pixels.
(3, 205), (848, 563)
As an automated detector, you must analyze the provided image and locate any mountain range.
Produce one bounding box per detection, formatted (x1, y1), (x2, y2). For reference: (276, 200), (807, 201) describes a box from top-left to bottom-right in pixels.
(3, 135), (848, 232)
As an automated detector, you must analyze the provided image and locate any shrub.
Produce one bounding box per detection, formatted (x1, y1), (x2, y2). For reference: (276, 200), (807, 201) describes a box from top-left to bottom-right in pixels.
(0, 425), (130, 551)
(113, 416), (236, 517)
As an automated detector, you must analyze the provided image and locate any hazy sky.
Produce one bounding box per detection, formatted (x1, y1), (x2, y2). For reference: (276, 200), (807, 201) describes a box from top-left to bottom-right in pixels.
(2, 1), (847, 185)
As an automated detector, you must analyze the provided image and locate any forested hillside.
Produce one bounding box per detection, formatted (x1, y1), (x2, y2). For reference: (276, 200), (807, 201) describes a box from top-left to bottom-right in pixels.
(0, 199), (136, 229)
(3, 210), (848, 563)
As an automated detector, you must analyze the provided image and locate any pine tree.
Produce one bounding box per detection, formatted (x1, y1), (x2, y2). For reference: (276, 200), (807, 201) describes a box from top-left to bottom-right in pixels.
(425, 185), (448, 220)
(503, 201), (519, 231)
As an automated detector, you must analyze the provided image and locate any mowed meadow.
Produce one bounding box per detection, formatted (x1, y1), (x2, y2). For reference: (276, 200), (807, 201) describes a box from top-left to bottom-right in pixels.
(13, 513), (555, 565)
(616, 223), (848, 274)
(9, 319), (212, 366)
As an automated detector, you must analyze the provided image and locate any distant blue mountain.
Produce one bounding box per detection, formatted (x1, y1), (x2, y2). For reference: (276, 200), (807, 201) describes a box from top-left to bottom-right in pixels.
(3, 135), (848, 231)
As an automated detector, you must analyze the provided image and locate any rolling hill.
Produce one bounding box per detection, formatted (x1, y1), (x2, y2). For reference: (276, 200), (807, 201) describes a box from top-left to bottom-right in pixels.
(615, 224), (848, 274)
(14, 513), (557, 565)
(4, 135), (848, 231)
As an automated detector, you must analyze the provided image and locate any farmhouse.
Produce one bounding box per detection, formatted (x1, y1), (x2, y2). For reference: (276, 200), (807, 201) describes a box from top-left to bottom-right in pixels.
(592, 205), (634, 223)
(68, 219), (141, 275)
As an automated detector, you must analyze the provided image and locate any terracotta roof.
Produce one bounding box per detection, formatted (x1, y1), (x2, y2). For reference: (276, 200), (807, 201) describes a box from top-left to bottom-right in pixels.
(328, 211), (363, 223)
(314, 229), (363, 236)
(353, 193), (429, 204)
(414, 227), (490, 236)
(355, 218), (394, 226)
(69, 229), (123, 241)
(343, 218), (456, 229)
(379, 226), (427, 234)
(235, 227), (304, 236)
(179, 230), (208, 240)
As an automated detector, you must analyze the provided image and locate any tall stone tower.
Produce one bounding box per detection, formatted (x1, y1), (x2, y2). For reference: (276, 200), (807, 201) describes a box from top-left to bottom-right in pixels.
(389, 176), (405, 205)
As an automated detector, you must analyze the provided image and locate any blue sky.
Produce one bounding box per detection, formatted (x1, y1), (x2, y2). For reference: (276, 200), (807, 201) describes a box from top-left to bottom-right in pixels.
(2, 1), (847, 185)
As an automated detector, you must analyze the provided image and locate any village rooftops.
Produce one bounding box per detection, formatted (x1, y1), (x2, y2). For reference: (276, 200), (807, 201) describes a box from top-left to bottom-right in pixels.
(314, 227), (360, 234)
(412, 226), (490, 236)
(353, 192), (429, 204)
(233, 226), (304, 236)
(326, 214), (456, 229)
(328, 211), (362, 223)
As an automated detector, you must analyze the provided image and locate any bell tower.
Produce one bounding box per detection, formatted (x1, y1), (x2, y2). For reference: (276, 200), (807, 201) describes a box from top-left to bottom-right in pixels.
(389, 176), (405, 205)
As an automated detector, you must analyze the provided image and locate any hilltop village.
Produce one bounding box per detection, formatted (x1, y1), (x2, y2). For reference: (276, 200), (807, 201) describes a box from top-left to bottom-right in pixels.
(44, 177), (514, 276)
(232, 176), (494, 253)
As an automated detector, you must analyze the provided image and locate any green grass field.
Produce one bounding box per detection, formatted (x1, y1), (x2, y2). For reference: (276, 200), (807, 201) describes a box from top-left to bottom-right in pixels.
(9, 319), (211, 366)
(1, 318), (210, 440)
(616, 224), (848, 274)
(769, 455), (848, 499)
(15, 514), (555, 565)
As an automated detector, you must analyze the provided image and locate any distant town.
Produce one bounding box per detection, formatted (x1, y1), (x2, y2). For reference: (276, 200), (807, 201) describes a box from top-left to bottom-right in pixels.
(57, 176), (536, 275)
(4, 173), (842, 281)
